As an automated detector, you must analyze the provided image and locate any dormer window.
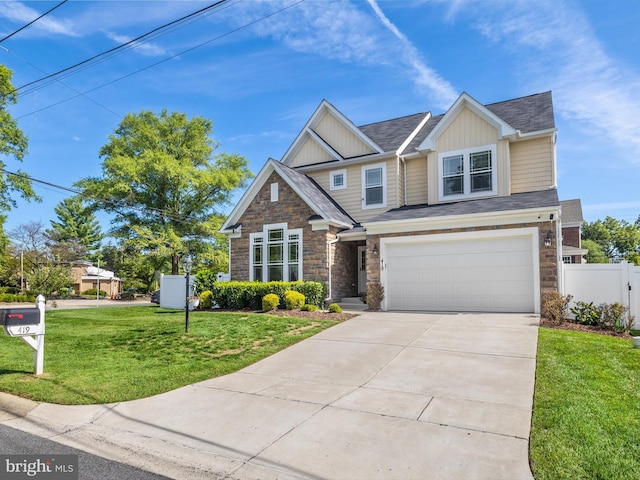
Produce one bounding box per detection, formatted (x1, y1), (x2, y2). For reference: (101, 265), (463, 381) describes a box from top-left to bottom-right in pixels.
(439, 145), (496, 201)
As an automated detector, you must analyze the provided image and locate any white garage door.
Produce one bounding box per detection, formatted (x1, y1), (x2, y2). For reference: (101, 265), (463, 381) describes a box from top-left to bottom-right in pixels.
(384, 234), (536, 313)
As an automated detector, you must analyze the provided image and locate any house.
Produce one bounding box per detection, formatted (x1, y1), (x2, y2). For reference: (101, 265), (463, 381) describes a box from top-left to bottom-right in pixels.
(221, 91), (565, 313)
(560, 199), (587, 264)
(71, 261), (122, 297)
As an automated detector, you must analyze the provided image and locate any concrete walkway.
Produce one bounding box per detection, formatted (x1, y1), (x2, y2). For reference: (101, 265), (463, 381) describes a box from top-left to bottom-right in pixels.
(1, 312), (539, 480)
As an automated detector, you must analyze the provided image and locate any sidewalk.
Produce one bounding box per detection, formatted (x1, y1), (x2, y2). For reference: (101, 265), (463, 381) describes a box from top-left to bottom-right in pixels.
(0, 312), (539, 480)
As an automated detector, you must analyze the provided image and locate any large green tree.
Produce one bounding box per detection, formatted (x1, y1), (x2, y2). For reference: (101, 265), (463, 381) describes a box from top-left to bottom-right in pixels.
(582, 216), (640, 264)
(0, 65), (38, 211)
(76, 109), (252, 274)
(46, 196), (104, 262)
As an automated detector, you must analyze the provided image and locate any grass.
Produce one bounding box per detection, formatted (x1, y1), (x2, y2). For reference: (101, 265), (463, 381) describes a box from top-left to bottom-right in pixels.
(530, 327), (640, 480)
(0, 306), (338, 405)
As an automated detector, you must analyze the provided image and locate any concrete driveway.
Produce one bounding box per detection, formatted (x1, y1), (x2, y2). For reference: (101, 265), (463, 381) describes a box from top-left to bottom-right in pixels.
(1, 312), (539, 480)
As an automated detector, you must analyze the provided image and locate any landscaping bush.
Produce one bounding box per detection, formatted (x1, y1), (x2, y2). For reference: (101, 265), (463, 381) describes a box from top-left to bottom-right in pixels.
(328, 303), (343, 313)
(571, 301), (601, 326)
(542, 291), (572, 324)
(598, 302), (629, 331)
(0, 293), (36, 303)
(366, 282), (384, 311)
(199, 290), (213, 309)
(83, 288), (107, 298)
(284, 290), (305, 310)
(211, 281), (326, 309)
(262, 294), (279, 312)
(301, 304), (319, 312)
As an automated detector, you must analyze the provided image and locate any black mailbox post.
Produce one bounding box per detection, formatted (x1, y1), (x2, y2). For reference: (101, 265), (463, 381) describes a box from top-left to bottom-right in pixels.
(1, 308), (41, 327)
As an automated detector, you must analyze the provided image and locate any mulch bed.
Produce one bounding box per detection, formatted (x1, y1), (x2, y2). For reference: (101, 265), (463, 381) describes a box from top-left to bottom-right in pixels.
(540, 317), (634, 338)
(213, 308), (359, 322)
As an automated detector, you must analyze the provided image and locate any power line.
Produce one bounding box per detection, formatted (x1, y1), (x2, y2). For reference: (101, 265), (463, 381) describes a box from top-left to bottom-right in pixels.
(0, 0), (69, 43)
(14, 0), (233, 93)
(16, 0), (305, 119)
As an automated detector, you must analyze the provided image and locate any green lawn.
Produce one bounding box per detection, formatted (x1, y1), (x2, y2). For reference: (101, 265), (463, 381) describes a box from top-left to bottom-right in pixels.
(530, 327), (640, 480)
(0, 306), (338, 405)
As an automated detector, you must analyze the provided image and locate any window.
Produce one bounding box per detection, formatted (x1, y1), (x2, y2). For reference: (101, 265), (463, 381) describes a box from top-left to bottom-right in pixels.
(270, 183), (278, 202)
(250, 224), (302, 282)
(439, 145), (496, 200)
(330, 169), (347, 191)
(362, 163), (386, 209)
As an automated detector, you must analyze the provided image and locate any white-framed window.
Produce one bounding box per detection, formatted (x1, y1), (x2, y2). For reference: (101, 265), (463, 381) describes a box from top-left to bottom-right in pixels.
(562, 256), (573, 264)
(362, 163), (386, 209)
(330, 169), (347, 191)
(250, 223), (302, 282)
(438, 145), (497, 201)
(270, 183), (278, 202)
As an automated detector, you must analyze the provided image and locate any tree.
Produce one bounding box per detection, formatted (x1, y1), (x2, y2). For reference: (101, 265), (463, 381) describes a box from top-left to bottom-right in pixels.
(46, 196), (104, 262)
(581, 239), (608, 264)
(76, 109), (252, 274)
(582, 216), (640, 264)
(0, 65), (38, 212)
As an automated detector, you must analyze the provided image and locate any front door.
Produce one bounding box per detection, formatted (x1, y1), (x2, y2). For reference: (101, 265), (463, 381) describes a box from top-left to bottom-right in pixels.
(357, 246), (367, 294)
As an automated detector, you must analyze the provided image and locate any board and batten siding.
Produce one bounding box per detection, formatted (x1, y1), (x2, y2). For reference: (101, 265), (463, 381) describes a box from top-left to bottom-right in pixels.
(510, 137), (555, 193)
(307, 158), (397, 223)
(315, 112), (376, 159)
(288, 136), (334, 168)
(435, 107), (499, 152)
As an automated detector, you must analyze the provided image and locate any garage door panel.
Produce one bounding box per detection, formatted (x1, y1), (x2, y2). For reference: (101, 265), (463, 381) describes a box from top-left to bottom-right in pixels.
(384, 235), (535, 313)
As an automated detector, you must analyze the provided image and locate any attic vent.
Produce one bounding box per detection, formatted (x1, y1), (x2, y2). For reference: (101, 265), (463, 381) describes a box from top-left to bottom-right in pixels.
(270, 183), (278, 202)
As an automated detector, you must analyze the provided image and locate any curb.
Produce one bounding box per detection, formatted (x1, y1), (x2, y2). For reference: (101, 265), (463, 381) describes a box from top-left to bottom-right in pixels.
(0, 391), (38, 422)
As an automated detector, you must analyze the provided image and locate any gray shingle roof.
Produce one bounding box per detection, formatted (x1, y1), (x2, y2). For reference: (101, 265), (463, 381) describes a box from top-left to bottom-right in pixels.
(275, 161), (355, 227)
(367, 189), (560, 223)
(560, 199), (584, 224)
(358, 112), (428, 153)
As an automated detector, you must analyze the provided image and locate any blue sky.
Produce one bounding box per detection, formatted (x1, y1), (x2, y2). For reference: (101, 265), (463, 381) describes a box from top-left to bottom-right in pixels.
(0, 0), (638, 236)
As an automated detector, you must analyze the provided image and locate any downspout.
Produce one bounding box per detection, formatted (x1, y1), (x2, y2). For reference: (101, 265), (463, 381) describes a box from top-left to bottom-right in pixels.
(228, 236), (232, 276)
(326, 237), (340, 303)
(400, 155), (407, 206)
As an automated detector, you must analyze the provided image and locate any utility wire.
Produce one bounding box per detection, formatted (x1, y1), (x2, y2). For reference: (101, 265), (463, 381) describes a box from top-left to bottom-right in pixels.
(0, 0), (69, 43)
(1, 169), (202, 225)
(16, 0), (304, 119)
(15, 0), (232, 93)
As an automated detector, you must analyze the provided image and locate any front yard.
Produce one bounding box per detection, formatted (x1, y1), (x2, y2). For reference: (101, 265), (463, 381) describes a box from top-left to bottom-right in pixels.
(0, 306), (339, 404)
(530, 327), (640, 479)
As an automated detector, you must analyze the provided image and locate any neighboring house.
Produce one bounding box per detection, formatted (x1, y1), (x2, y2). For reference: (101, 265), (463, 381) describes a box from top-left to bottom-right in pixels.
(560, 199), (588, 264)
(71, 261), (122, 297)
(221, 91), (565, 313)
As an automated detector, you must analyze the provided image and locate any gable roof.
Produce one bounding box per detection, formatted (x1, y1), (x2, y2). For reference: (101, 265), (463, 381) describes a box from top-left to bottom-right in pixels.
(560, 199), (584, 225)
(220, 158), (355, 232)
(358, 112), (430, 153)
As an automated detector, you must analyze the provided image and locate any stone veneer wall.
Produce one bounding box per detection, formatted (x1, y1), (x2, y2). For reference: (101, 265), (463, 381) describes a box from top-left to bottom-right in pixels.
(329, 241), (360, 303)
(230, 171), (331, 285)
(366, 222), (559, 310)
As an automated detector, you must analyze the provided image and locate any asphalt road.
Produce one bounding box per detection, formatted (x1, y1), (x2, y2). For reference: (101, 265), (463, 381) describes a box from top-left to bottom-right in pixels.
(0, 424), (170, 479)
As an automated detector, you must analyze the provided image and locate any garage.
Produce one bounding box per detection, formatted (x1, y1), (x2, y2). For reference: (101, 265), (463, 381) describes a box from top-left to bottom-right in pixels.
(382, 230), (538, 313)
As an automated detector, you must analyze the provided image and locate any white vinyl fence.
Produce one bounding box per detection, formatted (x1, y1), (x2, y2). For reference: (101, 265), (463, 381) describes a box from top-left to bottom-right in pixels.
(561, 261), (640, 329)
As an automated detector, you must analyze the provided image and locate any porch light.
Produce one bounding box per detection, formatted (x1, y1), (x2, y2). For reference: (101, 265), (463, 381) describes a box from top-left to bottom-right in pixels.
(183, 254), (193, 333)
(372, 243), (378, 255)
(544, 233), (552, 248)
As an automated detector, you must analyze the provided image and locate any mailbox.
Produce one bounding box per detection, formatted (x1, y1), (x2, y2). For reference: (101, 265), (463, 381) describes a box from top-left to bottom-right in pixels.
(0, 308), (41, 326)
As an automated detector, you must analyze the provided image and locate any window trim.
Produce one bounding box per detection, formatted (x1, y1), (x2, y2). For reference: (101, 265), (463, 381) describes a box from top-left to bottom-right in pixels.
(250, 223), (303, 282)
(438, 144), (497, 201)
(361, 163), (387, 209)
(330, 169), (347, 191)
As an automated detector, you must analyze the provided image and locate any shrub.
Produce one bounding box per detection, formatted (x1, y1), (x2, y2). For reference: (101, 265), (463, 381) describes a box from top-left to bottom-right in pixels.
(542, 291), (572, 324)
(211, 281), (326, 309)
(301, 304), (319, 312)
(571, 301), (600, 326)
(262, 294), (279, 312)
(366, 282), (384, 311)
(0, 293), (36, 303)
(598, 302), (629, 331)
(328, 303), (342, 313)
(83, 288), (107, 298)
(199, 290), (213, 309)
(284, 290), (305, 310)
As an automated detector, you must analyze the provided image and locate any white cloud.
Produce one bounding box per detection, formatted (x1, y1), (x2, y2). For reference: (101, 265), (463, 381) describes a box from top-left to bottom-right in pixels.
(106, 32), (167, 57)
(0, 1), (77, 37)
(469, 0), (640, 164)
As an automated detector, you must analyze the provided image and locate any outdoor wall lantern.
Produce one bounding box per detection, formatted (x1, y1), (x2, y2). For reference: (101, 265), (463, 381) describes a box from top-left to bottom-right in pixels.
(544, 233), (553, 248)
(372, 243), (379, 256)
(183, 254), (193, 333)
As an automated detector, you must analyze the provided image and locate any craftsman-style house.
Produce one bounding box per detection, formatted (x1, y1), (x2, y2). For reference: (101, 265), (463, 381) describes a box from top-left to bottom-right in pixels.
(221, 92), (565, 313)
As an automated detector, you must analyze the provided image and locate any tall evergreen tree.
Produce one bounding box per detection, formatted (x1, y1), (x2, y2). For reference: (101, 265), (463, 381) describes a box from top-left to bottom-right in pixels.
(46, 196), (104, 261)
